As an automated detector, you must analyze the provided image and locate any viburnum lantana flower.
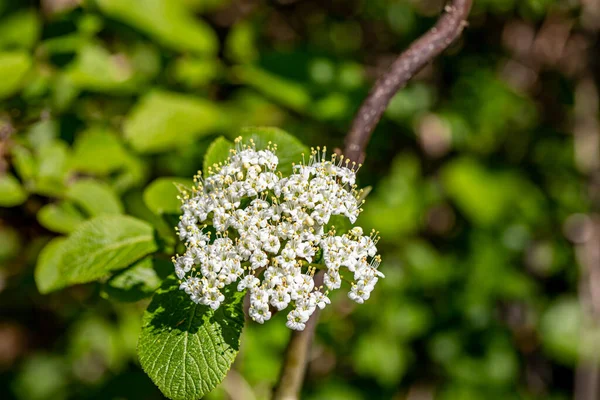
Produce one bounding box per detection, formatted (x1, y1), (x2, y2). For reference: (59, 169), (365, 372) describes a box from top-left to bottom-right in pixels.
(173, 137), (383, 330)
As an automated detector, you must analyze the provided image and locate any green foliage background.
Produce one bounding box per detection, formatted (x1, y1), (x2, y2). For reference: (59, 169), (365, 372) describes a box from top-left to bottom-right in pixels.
(0, 0), (595, 399)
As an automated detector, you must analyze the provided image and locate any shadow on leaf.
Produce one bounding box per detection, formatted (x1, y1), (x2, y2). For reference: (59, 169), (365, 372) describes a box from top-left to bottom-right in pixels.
(144, 276), (243, 351)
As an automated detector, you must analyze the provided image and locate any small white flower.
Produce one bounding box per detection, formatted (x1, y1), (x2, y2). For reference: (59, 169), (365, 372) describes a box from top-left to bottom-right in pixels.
(324, 269), (342, 290)
(262, 234), (281, 254)
(286, 309), (307, 331)
(250, 250), (269, 269)
(174, 138), (382, 330)
(249, 304), (272, 324)
(270, 288), (291, 310)
(237, 274), (260, 291)
(205, 289), (225, 310)
(348, 284), (370, 304)
(313, 291), (331, 309)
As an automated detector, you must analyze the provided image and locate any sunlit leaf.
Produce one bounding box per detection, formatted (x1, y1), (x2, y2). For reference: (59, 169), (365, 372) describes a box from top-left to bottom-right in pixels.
(10, 145), (37, 183)
(233, 66), (311, 112)
(34, 140), (70, 197)
(37, 202), (86, 234)
(35, 237), (68, 294)
(0, 51), (32, 99)
(66, 43), (159, 93)
(71, 128), (129, 175)
(124, 90), (222, 153)
(143, 177), (194, 215)
(225, 21), (257, 64)
(66, 179), (124, 217)
(0, 9), (40, 50)
(97, 0), (217, 55)
(171, 57), (220, 88)
(0, 174), (27, 207)
(38, 216), (158, 291)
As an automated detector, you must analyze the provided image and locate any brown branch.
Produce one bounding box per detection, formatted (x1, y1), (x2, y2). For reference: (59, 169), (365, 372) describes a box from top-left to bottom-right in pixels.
(344, 0), (473, 163)
(272, 2), (473, 399)
(573, 78), (600, 400)
(573, 2), (600, 394)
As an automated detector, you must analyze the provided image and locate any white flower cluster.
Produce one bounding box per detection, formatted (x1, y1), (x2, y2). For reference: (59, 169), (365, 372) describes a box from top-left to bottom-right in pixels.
(174, 138), (383, 330)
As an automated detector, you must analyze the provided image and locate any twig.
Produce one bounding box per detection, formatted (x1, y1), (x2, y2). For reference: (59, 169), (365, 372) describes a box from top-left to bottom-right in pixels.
(572, 1), (600, 393)
(573, 77), (600, 400)
(272, 2), (473, 399)
(344, 0), (473, 163)
(272, 273), (323, 400)
(574, 216), (600, 400)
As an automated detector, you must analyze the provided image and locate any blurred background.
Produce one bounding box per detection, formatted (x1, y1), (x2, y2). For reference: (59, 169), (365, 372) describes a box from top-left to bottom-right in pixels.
(0, 0), (599, 399)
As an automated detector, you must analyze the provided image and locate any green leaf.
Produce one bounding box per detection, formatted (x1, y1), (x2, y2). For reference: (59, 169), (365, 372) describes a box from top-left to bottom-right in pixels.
(35, 237), (68, 294)
(111, 153), (149, 194)
(97, 0), (217, 55)
(240, 127), (309, 176)
(353, 333), (409, 385)
(171, 57), (220, 88)
(11, 145), (37, 183)
(102, 257), (171, 302)
(67, 44), (128, 91)
(223, 90), (287, 128)
(34, 139), (70, 197)
(66, 179), (124, 217)
(311, 93), (351, 121)
(0, 51), (32, 99)
(143, 177), (193, 215)
(225, 21), (258, 64)
(27, 119), (58, 151)
(124, 90), (222, 153)
(360, 154), (423, 237)
(40, 33), (85, 55)
(50, 215), (158, 290)
(0, 225), (21, 262)
(0, 10), (40, 50)
(66, 43), (158, 93)
(0, 174), (27, 206)
(13, 354), (68, 400)
(538, 297), (600, 366)
(37, 202), (86, 234)
(51, 73), (79, 111)
(203, 136), (233, 174)
(138, 278), (245, 400)
(325, 214), (353, 236)
(123, 190), (175, 251)
(441, 158), (526, 226)
(71, 128), (128, 175)
(232, 65), (311, 112)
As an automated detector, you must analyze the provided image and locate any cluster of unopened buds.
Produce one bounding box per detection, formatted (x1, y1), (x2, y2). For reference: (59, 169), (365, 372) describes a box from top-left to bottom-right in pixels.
(173, 137), (383, 330)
